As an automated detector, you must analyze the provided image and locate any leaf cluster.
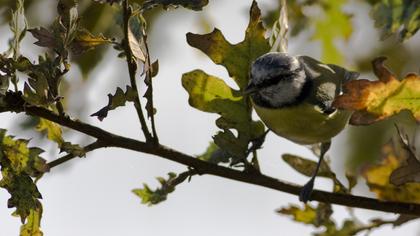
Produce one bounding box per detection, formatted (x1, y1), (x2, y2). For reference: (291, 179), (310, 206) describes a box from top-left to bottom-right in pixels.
(182, 1), (268, 165)
(0, 129), (47, 223)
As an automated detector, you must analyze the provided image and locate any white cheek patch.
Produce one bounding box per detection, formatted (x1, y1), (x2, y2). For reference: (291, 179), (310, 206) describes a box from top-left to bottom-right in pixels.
(260, 72), (306, 107)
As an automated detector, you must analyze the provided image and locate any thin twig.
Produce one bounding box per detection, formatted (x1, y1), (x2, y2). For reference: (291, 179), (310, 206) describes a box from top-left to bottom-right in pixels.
(47, 141), (106, 169)
(122, 0), (153, 142)
(143, 36), (159, 143)
(350, 219), (395, 235)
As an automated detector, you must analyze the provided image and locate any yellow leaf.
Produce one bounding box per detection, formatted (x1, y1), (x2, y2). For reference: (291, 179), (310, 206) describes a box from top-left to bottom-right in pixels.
(362, 143), (420, 203)
(71, 29), (112, 55)
(36, 118), (64, 145)
(278, 204), (317, 225)
(20, 207), (43, 236)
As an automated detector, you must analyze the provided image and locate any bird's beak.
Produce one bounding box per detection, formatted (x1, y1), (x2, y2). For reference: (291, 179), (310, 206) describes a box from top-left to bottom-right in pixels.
(243, 83), (259, 95)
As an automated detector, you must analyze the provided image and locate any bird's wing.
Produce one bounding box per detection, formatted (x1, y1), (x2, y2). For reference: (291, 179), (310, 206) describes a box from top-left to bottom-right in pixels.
(298, 56), (359, 114)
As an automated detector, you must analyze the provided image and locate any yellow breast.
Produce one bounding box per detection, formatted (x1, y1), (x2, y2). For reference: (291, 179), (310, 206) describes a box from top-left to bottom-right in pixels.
(252, 102), (351, 144)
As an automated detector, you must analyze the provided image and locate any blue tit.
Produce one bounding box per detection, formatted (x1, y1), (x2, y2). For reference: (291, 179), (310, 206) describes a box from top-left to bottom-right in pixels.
(245, 52), (359, 202)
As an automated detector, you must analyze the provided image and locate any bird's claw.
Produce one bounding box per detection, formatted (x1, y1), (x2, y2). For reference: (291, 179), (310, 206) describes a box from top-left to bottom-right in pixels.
(299, 178), (314, 203)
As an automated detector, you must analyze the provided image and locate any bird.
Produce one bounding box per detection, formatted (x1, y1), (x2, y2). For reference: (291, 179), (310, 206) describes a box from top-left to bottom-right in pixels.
(245, 52), (359, 202)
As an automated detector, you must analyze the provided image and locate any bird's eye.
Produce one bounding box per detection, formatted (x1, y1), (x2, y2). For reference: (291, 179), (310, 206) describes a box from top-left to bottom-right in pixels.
(257, 72), (295, 89)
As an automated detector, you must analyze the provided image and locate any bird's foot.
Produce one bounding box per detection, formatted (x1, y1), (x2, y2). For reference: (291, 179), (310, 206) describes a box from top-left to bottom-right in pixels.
(299, 178), (315, 203)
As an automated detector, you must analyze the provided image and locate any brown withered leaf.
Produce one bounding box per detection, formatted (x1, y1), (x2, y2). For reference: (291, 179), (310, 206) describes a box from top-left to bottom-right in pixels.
(128, 28), (146, 63)
(389, 125), (420, 186)
(334, 57), (420, 125)
(28, 27), (58, 49)
(362, 141), (420, 203)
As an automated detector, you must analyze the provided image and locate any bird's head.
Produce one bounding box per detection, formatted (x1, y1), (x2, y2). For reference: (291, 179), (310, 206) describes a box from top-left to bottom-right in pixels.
(246, 52), (307, 108)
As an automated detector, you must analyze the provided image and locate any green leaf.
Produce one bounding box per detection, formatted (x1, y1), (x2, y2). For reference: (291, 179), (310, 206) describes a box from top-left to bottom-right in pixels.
(0, 130), (48, 176)
(182, 70), (245, 124)
(182, 70), (264, 160)
(371, 0), (420, 41)
(20, 206), (43, 236)
(197, 142), (230, 164)
(312, 0), (353, 64)
(142, 0), (209, 11)
(133, 172), (188, 206)
(186, 0), (270, 90)
(183, 1), (268, 163)
(213, 130), (247, 160)
(0, 129), (46, 222)
(18, 55), (62, 107)
(1, 173), (42, 223)
(91, 85), (137, 121)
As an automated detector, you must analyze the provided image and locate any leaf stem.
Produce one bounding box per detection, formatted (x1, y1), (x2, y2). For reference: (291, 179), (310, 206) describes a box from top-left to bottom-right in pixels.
(270, 0), (288, 53)
(122, 0), (153, 142)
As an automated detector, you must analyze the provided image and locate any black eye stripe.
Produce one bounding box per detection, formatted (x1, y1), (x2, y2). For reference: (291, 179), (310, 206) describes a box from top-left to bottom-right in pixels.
(256, 72), (296, 89)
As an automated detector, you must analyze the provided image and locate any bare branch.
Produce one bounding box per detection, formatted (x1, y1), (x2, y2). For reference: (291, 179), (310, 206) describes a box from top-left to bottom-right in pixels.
(1, 92), (419, 216)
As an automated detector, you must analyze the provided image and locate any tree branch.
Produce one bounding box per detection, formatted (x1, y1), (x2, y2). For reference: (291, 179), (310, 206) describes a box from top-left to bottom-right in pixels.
(2, 92), (420, 216)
